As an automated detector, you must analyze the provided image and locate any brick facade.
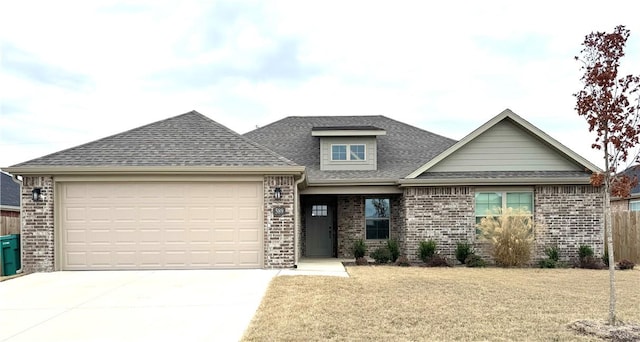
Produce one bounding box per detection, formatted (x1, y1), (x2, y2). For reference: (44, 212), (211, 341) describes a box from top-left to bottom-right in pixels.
(21, 176), (55, 273)
(398, 185), (604, 264)
(263, 175), (296, 268)
(402, 187), (475, 261)
(534, 185), (604, 261)
(336, 195), (402, 258)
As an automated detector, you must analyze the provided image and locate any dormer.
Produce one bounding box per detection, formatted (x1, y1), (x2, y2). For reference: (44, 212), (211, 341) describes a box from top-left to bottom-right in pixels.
(312, 126), (386, 171)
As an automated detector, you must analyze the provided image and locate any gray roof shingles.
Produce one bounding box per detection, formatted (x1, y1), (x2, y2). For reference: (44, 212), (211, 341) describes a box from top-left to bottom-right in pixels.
(244, 115), (457, 182)
(1, 172), (20, 207)
(11, 111), (298, 168)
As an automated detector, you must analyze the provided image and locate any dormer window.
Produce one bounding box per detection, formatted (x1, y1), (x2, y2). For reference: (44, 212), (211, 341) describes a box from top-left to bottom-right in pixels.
(332, 144), (365, 161)
(312, 125), (386, 171)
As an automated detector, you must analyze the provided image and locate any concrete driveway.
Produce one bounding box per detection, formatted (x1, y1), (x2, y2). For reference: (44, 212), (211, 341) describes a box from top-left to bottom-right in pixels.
(0, 270), (278, 342)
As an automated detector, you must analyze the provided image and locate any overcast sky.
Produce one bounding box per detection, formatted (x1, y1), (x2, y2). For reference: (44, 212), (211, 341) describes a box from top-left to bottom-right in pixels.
(1, 1), (639, 169)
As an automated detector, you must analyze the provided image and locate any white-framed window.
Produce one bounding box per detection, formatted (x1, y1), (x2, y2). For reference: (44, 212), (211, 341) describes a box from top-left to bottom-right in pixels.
(331, 144), (365, 161)
(365, 198), (390, 239)
(630, 200), (640, 211)
(475, 191), (534, 224)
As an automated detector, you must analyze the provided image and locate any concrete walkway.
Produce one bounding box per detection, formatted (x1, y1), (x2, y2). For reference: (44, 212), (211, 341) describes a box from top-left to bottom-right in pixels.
(278, 258), (349, 277)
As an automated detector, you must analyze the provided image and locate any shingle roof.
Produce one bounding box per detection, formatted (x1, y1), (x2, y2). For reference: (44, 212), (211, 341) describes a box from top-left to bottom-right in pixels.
(244, 115), (456, 182)
(621, 165), (640, 195)
(1, 172), (20, 207)
(11, 111), (298, 168)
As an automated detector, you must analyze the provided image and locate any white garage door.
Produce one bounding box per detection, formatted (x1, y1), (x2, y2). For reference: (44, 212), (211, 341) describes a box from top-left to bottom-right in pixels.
(60, 182), (263, 270)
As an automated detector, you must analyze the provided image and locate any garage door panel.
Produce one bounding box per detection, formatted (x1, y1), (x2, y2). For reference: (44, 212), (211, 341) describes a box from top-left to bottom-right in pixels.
(61, 182), (264, 270)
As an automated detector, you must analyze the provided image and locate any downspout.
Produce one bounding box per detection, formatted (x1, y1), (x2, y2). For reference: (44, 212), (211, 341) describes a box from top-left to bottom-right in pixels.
(293, 172), (306, 268)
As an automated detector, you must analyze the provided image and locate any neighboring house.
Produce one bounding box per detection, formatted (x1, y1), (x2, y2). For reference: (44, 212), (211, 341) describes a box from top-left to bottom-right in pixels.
(3, 109), (604, 272)
(611, 165), (640, 211)
(0, 172), (21, 235)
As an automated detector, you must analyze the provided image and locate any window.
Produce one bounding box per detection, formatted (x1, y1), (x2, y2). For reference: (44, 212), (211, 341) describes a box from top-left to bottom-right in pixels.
(475, 191), (533, 224)
(350, 145), (365, 160)
(331, 145), (347, 160)
(365, 198), (390, 239)
(331, 144), (365, 161)
(312, 205), (328, 217)
(631, 200), (640, 212)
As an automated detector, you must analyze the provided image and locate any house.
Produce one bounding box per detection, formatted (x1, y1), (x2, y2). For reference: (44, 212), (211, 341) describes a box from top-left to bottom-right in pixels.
(2, 109), (604, 272)
(0, 172), (21, 235)
(611, 165), (640, 211)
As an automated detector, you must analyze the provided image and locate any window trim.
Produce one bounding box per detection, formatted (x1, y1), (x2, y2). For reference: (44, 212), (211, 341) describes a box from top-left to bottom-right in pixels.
(330, 143), (366, 161)
(365, 198), (390, 240)
(630, 199), (640, 212)
(475, 189), (534, 221)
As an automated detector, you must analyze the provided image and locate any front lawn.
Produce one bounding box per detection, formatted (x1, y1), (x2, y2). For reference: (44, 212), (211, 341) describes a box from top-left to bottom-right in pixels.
(242, 267), (640, 341)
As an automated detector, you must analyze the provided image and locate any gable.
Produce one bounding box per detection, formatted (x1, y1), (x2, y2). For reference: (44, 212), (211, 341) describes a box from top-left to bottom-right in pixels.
(428, 119), (579, 172)
(405, 109), (602, 181)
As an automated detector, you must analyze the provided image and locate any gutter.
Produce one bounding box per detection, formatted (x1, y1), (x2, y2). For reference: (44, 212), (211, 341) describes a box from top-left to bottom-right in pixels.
(1, 166), (306, 176)
(397, 177), (593, 187)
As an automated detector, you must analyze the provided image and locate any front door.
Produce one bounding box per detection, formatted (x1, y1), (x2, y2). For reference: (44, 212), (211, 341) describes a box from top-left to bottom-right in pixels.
(305, 203), (334, 257)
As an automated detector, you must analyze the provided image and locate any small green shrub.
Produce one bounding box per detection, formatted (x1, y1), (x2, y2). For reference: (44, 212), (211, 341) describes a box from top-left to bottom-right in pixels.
(478, 208), (537, 267)
(352, 239), (367, 259)
(617, 259), (635, 270)
(455, 241), (474, 264)
(578, 245), (594, 260)
(396, 255), (411, 267)
(538, 258), (557, 268)
(465, 254), (487, 268)
(545, 246), (560, 262)
(371, 247), (392, 264)
(355, 257), (369, 265)
(426, 255), (451, 267)
(387, 239), (400, 262)
(418, 239), (437, 263)
(602, 250), (609, 267)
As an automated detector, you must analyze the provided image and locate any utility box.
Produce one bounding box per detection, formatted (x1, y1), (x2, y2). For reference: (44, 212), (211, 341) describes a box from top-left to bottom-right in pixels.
(0, 234), (20, 276)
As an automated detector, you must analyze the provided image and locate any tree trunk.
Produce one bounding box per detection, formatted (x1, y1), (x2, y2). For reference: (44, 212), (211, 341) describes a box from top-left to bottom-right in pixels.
(604, 188), (616, 325)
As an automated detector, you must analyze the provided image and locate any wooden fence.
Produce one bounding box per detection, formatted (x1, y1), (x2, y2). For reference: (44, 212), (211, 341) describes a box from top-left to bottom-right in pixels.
(0, 216), (20, 236)
(611, 211), (640, 264)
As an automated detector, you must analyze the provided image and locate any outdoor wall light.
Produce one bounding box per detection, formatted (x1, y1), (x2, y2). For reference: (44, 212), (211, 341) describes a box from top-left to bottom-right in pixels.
(274, 187), (282, 200)
(32, 188), (43, 202)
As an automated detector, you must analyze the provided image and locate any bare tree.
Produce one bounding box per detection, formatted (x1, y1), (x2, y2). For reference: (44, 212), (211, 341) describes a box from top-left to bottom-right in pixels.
(574, 25), (640, 325)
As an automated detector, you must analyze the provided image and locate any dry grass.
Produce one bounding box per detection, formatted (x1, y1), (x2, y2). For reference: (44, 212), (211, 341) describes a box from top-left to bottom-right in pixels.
(242, 267), (640, 341)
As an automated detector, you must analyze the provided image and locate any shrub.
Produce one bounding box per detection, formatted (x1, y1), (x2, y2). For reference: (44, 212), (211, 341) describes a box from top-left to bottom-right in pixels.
(465, 254), (487, 268)
(371, 247), (392, 264)
(577, 256), (606, 269)
(352, 239), (367, 259)
(455, 241), (474, 264)
(545, 246), (560, 262)
(617, 259), (635, 270)
(418, 239), (437, 263)
(387, 238), (400, 262)
(578, 245), (594, 260)
(538, 258), (557, 268)
(602, 250), (609, 267)
(426, 255), (451, 267)
(478, 208), (537, 267)
(355, 257), (369, 266)
(396, 255), (411, 267)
